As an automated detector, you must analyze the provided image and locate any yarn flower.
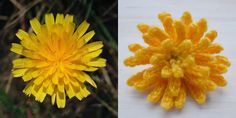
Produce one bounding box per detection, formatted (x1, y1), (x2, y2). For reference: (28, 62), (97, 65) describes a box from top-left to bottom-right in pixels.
(124, 12), (230, 109)
(11, 13), (106, 108)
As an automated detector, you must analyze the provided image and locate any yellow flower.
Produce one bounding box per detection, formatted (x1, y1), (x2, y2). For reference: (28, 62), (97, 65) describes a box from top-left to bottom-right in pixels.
(124, 12), (230, 110)
(11, 13), (106, 108)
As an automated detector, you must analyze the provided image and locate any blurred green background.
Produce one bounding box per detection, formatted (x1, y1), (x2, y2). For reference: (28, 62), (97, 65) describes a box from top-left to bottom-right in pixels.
(0, 0), (117, 118)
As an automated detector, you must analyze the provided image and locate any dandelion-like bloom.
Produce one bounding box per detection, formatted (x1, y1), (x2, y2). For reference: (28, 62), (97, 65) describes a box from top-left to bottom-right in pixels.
(11, 13), (106, 108)
(124, 12), (230, 109)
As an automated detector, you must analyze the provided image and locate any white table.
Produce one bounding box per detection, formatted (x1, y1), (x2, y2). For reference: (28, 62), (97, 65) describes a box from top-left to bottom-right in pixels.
(118, 0), (236, 118)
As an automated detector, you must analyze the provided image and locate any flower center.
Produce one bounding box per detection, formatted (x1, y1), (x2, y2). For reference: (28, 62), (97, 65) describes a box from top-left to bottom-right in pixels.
(170, 54), (179, 60)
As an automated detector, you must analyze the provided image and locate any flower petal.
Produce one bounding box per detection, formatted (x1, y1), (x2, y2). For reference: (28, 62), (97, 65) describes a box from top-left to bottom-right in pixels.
(55, 14), (64, 24)
(137, 23), (150, 33)
(45, 13), (54, 27)
(30, 18), (41, 34)
(56, 91), (66, 108)
(74, 20), (90, 39)
(16, 29), (29, 40)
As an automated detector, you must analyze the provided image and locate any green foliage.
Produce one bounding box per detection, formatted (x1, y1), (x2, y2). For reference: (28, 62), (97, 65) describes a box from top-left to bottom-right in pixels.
(0, 90), (13, 112)
(0, 90), (26, 118)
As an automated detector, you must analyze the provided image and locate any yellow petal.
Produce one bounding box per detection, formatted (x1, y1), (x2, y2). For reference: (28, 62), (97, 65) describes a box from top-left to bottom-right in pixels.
(11, 43), (23, 55)
(38, 92), (47, 102)
(65, 84), (76, 98)
(82, 41), (103, 53)
(196, 38), (211, 50)
(82, 66), (98, 72)
(12, 69), (28, 77)
(205, 30), (217, 42)
(65, 23), (76, 36)
(142, 33), (160, 46)
(66, 64), (97, 72)
(171, 63), (184, 78)
(43, 79), (51, 87)
(125, 47), (160, 66)
(30, 18), (41, 34)
(147, 83), (166, 103)
(51, 93), (56, 105)
(149, 27), (169, 41)
(210, 74), (227, 87)
(177, 39), (192, 55)
(32, 84), (41, 96)
(47, 83), (55, 95)
(160, 89), (174, 110)
(162, 16), (175, 38)
(161, 39), (174, 52)
(161, 65), (172, 78)
(75, 86), (89, 100)
(23, 82), (34, 96)
(87, 58), (106, 67)
(64, 14), (74, 25)
(22, 50), (41, 59)
(58, 83), (65, 93)
(210, 64), (228, 74)
(186, 23), (198, 41)
(187, 84), (206, 104)
(71, 49), (102, 62)
(127, 71), (144, 86)
(195, 53), (214, 63)
(33, 77), (45, 85)
(167, 77), (181, 96)
(158, 12), (171, 22)
(84, 49), (103, 59)
(75, 90), (84, 100)
(22, 69), (38, 82)
(143, 66), (161, 80)
(55, 14), (64, 24)
(78, 72), (97, 88)
(149, 54), (166, 65)
(174, 85), (186, 109)
(13, 59), (34, 68)
(35, 86), (46, 102)
(31, 70), (41, 78)
(16, 29), (29, 40)
(45, 13), (54, 28)
(181, 11), (192, 25)
(205, 79), (217, 91)
(76, 31), (94, 49)
(174, 20), (185, 42)
(128, 44), (143, 52)
(79, 30), (95, 43)
(197, 18), (207, 33)
(134, 79), (154, 91)
(215, 56), (231, 67)
(20, 36), (38, 50)
(204, 44), (223, 54)
(194, 18), (207, 42)
(181, 55), (195, 67)
(52, 73), (59, 84)
(137, 23), (150, 33)
(56, 91), (66, 108)
(74, 20), (90, 39)
(80, 87), (90, 97)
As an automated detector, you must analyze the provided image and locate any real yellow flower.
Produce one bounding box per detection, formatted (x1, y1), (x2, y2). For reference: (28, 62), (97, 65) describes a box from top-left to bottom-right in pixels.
(124, 12), (230, 110)
(11, 13), (106, 108)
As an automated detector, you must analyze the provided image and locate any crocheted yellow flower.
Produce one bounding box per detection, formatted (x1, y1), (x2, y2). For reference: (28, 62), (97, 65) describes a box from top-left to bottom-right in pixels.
(124, 12), (230, 110)
(11, 13), (106, 108)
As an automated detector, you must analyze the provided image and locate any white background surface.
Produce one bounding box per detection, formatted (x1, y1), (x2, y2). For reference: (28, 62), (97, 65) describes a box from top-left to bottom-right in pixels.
(118, 0), (236, 118)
